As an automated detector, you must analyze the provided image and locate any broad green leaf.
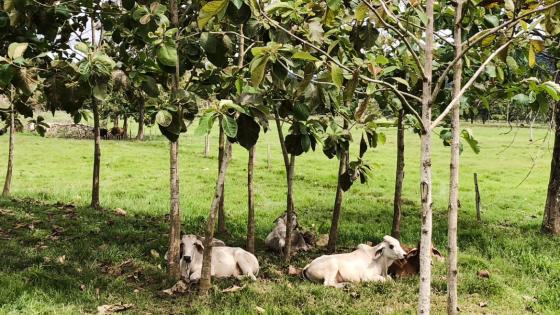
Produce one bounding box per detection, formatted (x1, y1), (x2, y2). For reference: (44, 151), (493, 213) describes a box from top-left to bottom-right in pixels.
(93, 84), (108, 101)
(512, 93), (530, 105)
(331, 64), (343, 90)
(250, 55), (269, 87)
(198, 0), (229, 29)
(497, 65), (504, 82)
(326, 0), (341, 11)
(355, 2), (368, 21)
(414, 7), (427, 26)
(7, 42), (28, 59)
(156, 44), (177, 67)
(392, 77), (410, 90)
(506, 56), (518, 72)
(505, 0), (515, 11)
(481, 34), (496, 47)
(542, 81), (560, 101)
(196, 112), (216, 135)
(0, 63), (15, 88)
(293, 103), (310, 121)
(132, 5), (149, 21)
(231, 0), (243, 9)
(222, 115), (238, 138)
(307, 20), (324, 43)
(74, 42), (89, 54)
(484, 15), (499, 27)
(528, 45), (535, 68)
(485, 64), (496, 78)
(531, 40), (544, 53)
(461, 129), (480, 154)
(156, 110), (173, 127)
(292, 51), (318, 61)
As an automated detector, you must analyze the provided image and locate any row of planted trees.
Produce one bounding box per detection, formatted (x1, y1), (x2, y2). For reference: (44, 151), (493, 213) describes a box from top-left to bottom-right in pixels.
(2, 0), (560, 313)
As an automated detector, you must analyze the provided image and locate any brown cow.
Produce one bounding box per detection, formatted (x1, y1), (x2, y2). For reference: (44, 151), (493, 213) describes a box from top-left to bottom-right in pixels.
(110, 127), (126, 140)
(388, 242), (444, 278)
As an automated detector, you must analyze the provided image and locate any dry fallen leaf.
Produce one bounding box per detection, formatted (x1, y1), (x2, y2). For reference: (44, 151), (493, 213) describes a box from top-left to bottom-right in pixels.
(479, 301), (488, 308)
(365, 241), (373, 246)
(115, 208), (127, 217)
(97, 303), (134, 314)
(477, 270), (490, 279)
(79, 284), (86, 291)
(222, 285), (245, 293)
(57, 255), (66, 264)
(288, 265), (301, 276)
(150, 249), (160, 258)
(162, 280), (188, 296)
(255, 306), (265, 314)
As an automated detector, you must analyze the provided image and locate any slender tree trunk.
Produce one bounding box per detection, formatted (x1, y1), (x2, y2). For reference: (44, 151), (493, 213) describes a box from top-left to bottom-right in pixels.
(199, 138), (231, 294)
(327, 147), (347, 253)
(447, 2), (463, 313)
(419, 0), (434, 313)
(91, 98), (101, 209)
(113, 115), (119, 128)
(123, 116), (128, 138)
(2, 103), (15, 197)
(273, 110), (295, 262)
(246, 145), (256, 253)
(166, 0), (182, 281)
(204, 135), (210, 158)
(217, 118), (229, 235)
(543, 101), (560, 235)
(136, 98), (145, 140)
(284, 154), (295, 262)
(392, 109), (405, 240)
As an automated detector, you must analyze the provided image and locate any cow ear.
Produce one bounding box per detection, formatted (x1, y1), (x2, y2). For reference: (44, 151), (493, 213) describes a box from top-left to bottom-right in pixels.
(406, 248), (419, 258)
(179, 242), (184, 257)
(374, 245), (384, 259)
(195, 240), (204, 252)
(432, 247), (444, 261)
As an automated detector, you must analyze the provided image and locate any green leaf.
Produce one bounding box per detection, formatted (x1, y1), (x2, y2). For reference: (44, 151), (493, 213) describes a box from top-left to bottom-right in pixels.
(485, 65), (496, 78)
(461, 129), (480, 154)
(484, 15), (499, 27)
(156, 110), (173, 127)
(196, 112), (217, 135)
(222, 115), (238, 138)
(414, 7), (427, 26)
(93, 84), (108, 101)
(355, 2), (368, 21)
(292, 51), (318, 61)
(542, 81), (560, 101)
(122, 0), (135, 10)
(497, 65), (504, 82)
(293, 103), (310, 121)
(512, 93), (530, 105)
(7, 42), (28, 59)
(481, 34), (496, 47)
(506, 56), (518, 72)
(74, 42), (89, 54)
(0, 64), (15, 88)
(198, 0), (229, 29)
(331, 64), (343, 90)
(156, 44), (178, 67)
(392, 77), (410, 90)
(250, 56), (269, 87)
(326, 0), (341, 11)
(504, 0), (515, 11)
(132, 5), (149, 21)
(307, 20), (324, 43)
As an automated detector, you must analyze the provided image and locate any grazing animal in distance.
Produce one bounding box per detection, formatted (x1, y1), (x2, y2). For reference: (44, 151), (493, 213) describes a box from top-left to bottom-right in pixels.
(388, 242), (444, 278)
(265, 211), (315, 254)
(110, 126), (126, 139)
(179, 234), (259, 282)
(302, 235), (406, 288)
(99, 128), (108, 139)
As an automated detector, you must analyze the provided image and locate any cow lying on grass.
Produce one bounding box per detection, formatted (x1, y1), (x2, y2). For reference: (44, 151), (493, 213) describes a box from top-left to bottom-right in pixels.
(302, 235), (406, 288)
(265, 211), (315, 254)
(179, 234), (259, 281)
(388, 242), (444, 278)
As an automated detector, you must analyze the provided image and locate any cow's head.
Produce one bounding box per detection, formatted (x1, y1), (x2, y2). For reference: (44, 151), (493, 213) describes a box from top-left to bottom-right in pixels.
(180, 234), (204, 265)
(374, 235), (407, 260)
(273, 211), (299, 228)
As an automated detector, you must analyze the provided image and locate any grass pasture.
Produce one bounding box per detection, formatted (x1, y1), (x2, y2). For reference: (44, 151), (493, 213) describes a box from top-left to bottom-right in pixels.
(0, 118), (559, 314)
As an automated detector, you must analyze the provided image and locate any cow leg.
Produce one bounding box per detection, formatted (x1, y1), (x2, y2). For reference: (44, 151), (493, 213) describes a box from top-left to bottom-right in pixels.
(234, 253), (258, 281)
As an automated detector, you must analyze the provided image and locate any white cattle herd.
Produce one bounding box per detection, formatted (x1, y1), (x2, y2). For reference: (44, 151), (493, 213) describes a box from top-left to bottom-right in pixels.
(175, 212), (444, 287)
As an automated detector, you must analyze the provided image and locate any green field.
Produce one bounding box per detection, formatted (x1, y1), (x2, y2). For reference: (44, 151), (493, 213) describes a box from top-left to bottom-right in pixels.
(0, 118), (558, 314)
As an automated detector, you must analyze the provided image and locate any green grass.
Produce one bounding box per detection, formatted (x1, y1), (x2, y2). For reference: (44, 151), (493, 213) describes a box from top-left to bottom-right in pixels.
(0, 115), (558, 314)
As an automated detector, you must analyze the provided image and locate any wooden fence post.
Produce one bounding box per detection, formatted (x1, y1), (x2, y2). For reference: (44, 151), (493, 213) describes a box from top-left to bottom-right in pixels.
(474, 173), (481, 221)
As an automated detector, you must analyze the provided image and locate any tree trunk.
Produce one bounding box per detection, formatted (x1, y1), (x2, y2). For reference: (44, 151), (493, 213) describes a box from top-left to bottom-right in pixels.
(392, 109), (405, 240)
(123, 116), (128, 138)
(273, 110), (295, 262)
(91, 97), (101, 209)
(199, 138), (231, 294)
(166, 0), (182, 281)
(217, 118), (229, 235)
(246, 145), (256, 253)
(419, 0), (434, 313)
(113, 115), (119, 128)
(136, 98), (145, 140)
(447, 1), (463, 313)
(543, 101), (560, 235)
(327, 147), (347, 253)
(204, 135), (210, 158)
(2, 104), (15, 197)
(284, 154), (295, 262)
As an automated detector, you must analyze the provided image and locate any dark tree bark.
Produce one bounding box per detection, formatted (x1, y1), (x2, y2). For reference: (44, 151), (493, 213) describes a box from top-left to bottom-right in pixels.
(246, 145), (256, 253)
(199, 138), (231, 294)
(543, 101), (560, 235)
(2, 102), (15, 197)
(91, 98), (101, 209)
(327, 147), (347, 253)
(166, 0), (182, 281)
(274, 110), (295, 262)
(123, 115), (128, 138)
(392, 109), (405, 240)
(136, 98), (145, 140)
(217, 118), (230, 236)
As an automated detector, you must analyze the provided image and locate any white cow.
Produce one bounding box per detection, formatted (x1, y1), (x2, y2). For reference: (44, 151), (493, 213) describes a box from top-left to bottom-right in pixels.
(265, 212), (314, 254)
(302, 235), (406, 288)
(179, 234), (259, 281)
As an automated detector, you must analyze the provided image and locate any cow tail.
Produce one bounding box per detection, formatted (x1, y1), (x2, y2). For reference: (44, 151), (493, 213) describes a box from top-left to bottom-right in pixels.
(302, 264), (311, 281)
